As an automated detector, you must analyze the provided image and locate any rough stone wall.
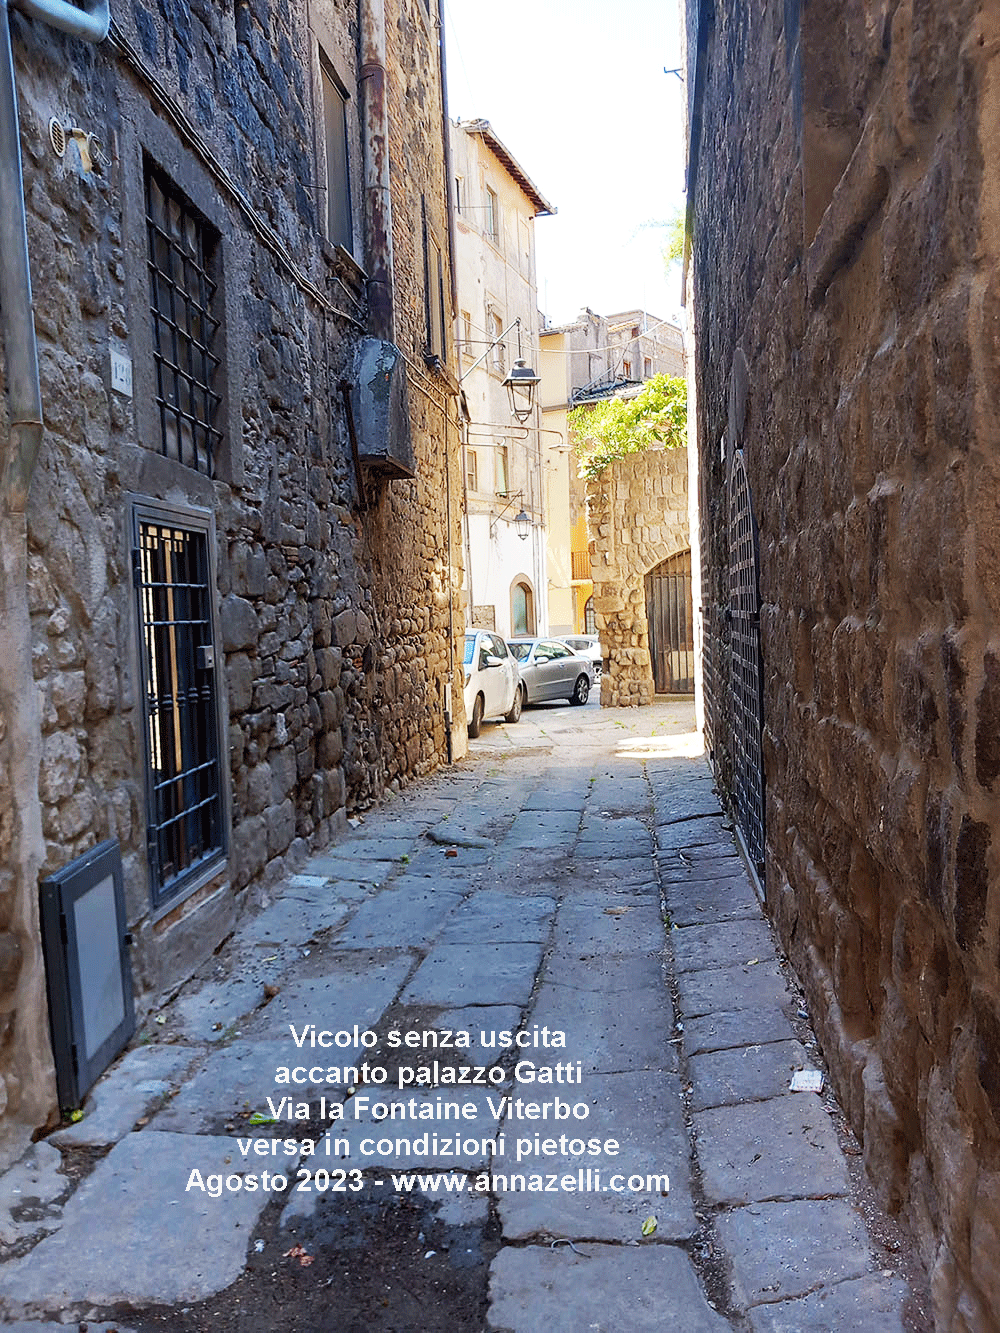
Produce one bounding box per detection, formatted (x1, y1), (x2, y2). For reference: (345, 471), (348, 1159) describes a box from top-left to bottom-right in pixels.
(0, 0), (461, 1162)
(586, 446), (688, 706)
(687, 1), (1000, 1324)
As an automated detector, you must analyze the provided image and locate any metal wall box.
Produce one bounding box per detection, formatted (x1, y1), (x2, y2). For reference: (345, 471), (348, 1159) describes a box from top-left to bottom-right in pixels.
(352, 337), (415, 479)
(40, 840), (136, 1109)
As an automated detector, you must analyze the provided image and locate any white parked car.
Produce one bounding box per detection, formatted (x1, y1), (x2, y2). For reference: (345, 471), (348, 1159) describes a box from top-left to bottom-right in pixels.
(508, 637), (594, 706)
(463, 630), (523, 737)
(557, 634), (602, 677)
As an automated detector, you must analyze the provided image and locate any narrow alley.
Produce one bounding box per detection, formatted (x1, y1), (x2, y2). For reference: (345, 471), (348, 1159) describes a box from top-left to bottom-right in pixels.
(0, 701), (928, 1331)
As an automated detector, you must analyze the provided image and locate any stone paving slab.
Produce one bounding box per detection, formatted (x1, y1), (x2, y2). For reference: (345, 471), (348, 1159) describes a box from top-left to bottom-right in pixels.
(551, 899), (665, 956)
(323, 1085), (506, 1169)
(150, 1038), (347, 1134)
(233, 890), (353, 947)
(0, 1133), (270, 1312)
(498, 1071), (695, 1242)
(304, 855), (399, 886)
(169, 976), (274, 1043)
(3, 1324), (138, 1333)
(50, 1045), (195, 1147)
(661, 857), (750, 884)
(576, 815), (653, 857)
(437, 891), (556, 944)
(689, 1040), (812, 1110)
(671, 919), (777, 973)
(530, 980), (677, 1076)
(747, 1273), (911, 1331)
(569, 858), (660, 894)
(334, 884), (464, 949)
(684, 1006), (797, 1055)
(434, 1006), (524, 1062)
(502, 811), (582, 847)
(694, 1095), (849, 1205)
(664, 874), (762, 925)
(717, 1197), (872, 1305)
(533, 981), (682, 1082)
(676, 960), (793, 1018)
(243, 954), (414, 1037)
(0, 1142), (66, 1247)
(588, 778), (650, 814)
(655, 816), (733, 852)
(540, 949), (667, 996)
(522, 788), (590, 811)
(403, 845), (492, 877)
(487, 1242), (731, 1332)
(401, 942), (545, 1007)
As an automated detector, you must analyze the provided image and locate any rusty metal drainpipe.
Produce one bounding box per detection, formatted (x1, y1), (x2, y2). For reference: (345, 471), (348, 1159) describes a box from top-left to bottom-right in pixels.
(0, 0), (43, 513)
(359, 0), (395, 343)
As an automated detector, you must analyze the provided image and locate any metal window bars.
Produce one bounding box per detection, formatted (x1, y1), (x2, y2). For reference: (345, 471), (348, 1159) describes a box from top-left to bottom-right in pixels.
(145, 165), (222, 476)
(134, 518), (223, 904)
(728, 451), (766, 871)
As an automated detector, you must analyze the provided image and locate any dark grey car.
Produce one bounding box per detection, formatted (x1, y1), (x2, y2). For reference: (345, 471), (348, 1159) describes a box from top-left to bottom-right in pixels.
(507, 637), (593, 706)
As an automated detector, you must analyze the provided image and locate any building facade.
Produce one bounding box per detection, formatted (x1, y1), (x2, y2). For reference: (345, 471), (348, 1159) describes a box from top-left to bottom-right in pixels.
(541, 308), (686, 656)
(0, 0), (463, 1163)
(451, 119), (553, 639)
(686, 1), (1000, 1323)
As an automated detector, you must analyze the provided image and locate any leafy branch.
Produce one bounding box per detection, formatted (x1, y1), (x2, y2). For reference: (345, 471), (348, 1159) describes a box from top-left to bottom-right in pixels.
(569, 374), (687, 479)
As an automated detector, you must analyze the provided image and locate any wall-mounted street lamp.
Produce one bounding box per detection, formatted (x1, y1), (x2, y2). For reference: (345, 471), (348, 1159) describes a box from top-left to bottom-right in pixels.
(502, 359), (541, 424)
(489, 491), (531, 541)
(460, 317), (539, 425)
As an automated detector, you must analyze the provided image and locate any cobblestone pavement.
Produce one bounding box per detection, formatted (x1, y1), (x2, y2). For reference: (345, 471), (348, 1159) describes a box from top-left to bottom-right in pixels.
(0, 699), (927, 1331)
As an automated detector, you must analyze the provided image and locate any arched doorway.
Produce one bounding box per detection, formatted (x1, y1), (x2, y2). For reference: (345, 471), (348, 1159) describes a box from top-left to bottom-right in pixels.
(645, 550), (694, 694)
(583, 596), (596, 634)
(511, 580), (535, 636)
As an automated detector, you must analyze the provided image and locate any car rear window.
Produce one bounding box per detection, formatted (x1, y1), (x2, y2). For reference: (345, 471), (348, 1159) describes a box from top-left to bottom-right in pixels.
(464, 637), (475, 666)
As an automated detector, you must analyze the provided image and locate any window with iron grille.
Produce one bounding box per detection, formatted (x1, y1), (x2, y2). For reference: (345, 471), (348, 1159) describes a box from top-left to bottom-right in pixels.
(145, 163), (223, 477)
(133, 507), (224, 907)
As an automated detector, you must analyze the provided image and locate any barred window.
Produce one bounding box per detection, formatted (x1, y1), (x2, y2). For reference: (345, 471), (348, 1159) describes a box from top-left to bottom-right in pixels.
(133, 508), (224, 906)
(145, 163), (222, 476)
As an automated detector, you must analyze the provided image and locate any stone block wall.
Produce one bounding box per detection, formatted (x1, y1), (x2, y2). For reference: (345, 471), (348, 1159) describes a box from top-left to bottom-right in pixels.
(586, 446), (688, 707)
(687, 0), (1000, 1324)
(0, 0), (462, 1162)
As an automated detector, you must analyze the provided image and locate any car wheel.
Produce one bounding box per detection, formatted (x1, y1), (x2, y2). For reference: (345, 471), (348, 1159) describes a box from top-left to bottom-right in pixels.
(570, 674), (590, 706)
(505, 684), (523, 723)
(468, 693), (484, 738)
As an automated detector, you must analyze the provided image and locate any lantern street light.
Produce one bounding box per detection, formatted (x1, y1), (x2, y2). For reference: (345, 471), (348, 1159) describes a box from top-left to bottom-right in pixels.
(514, 508), (531, 541)
(502, 359), (541, 424)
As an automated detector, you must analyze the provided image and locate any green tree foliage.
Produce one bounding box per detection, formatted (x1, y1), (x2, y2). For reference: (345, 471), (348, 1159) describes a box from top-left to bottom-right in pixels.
(569, 374), (687, 479)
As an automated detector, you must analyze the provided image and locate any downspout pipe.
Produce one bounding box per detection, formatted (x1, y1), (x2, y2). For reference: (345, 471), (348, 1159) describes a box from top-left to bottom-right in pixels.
(0, 0), (109, 512)
(359, 0), (395, 342)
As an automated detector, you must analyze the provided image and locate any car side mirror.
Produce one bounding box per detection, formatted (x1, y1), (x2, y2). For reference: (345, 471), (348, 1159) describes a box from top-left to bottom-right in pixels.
(484, 654), (505, 668)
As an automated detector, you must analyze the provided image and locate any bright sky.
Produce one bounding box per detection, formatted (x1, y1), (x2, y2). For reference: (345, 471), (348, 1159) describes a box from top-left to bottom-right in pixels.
(442, 0), (688, 329)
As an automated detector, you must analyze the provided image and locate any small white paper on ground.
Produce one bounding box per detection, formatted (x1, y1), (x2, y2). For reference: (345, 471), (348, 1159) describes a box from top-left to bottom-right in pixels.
(790, 1069), (824, 1092)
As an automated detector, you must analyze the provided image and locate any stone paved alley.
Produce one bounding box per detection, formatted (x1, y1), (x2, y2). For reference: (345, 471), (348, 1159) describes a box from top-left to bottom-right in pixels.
(0, 700), (929, 1331)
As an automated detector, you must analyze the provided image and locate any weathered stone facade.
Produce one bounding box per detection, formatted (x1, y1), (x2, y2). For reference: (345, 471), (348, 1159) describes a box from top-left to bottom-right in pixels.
(686, 1), (1000, 1324)
(0, 0), (463, 1163)
(586, 445), (688, 706)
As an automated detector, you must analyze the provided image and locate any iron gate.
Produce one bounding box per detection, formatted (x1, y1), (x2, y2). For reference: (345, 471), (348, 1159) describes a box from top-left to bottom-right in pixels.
(728, 451), (765, 870)
(645, 550), (695, 694)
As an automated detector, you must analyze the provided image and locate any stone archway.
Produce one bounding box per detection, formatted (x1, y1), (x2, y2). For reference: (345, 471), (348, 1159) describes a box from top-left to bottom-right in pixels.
(645, 549), (695, 694)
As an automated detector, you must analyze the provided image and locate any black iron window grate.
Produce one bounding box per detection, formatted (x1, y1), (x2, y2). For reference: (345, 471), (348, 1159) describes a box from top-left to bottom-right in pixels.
(728, 452), (766, 869)
(135, 518), (223, 905)
(145, 165), (222, 476)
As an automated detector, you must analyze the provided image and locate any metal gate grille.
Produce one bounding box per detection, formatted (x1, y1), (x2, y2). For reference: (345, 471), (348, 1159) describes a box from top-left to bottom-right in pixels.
(134, 516), (223, 905)
(728, 452), (765, 869)
(646, 550), (695, 694)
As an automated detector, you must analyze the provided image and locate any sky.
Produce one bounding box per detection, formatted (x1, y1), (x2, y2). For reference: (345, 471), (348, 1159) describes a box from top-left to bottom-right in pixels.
(442, 0), (688, 330)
